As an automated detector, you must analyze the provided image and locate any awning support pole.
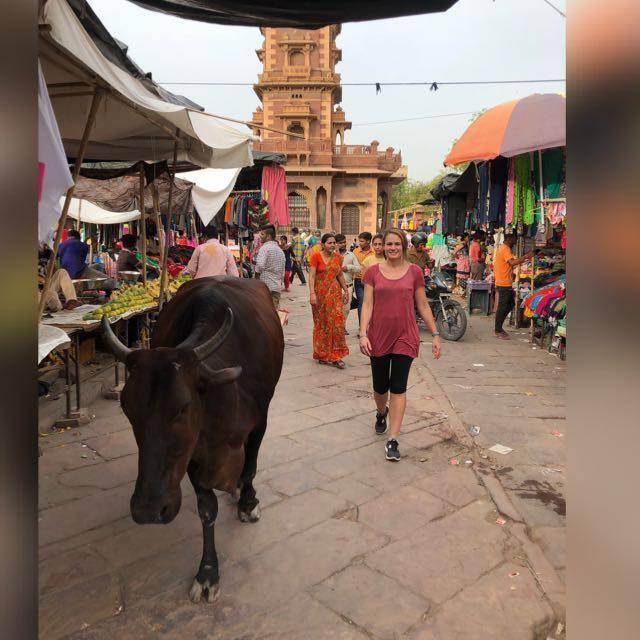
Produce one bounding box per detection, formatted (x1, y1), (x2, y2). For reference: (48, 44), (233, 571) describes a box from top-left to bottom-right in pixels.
(38, 88), (103, 318)
(139, 165), (147, 285)
(158, 134), (179, 310)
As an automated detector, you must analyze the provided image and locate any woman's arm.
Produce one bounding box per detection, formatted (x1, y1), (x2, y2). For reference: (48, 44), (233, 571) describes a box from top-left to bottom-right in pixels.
(415, 286), (441, 359)
(359, 283), (375, 356)
(309, 265), (317, 305)
(336, 270), (349, 304)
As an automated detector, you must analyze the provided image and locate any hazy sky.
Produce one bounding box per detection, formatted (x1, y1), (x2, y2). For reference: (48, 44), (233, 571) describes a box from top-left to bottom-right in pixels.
(89, 0), (566, 181)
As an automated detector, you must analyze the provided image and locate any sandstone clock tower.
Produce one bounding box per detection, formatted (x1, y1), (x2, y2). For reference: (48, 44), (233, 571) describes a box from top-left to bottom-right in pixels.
(251, 26), (405, 234)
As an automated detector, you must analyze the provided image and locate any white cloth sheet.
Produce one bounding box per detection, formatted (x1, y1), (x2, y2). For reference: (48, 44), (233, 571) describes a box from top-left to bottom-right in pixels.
(38, 324), (71, 364)
(65, 198), (142, 225)
(41, 0), (253, 168)
(38, 61), (74, 245)
(176, 168), (241, 225)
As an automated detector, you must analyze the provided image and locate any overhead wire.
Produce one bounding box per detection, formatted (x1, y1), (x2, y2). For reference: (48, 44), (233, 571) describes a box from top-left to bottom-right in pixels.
(352, 111), (478, 126)
(158, 78), (566, 87)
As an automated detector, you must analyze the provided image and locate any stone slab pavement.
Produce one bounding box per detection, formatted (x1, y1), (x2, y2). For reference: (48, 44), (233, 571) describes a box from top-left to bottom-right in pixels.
(38, 284), (565, 639)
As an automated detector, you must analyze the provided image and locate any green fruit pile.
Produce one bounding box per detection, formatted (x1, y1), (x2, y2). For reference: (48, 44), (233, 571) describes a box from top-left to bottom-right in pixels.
(82, 283), (155, 321)
(81, 276), (191, 322)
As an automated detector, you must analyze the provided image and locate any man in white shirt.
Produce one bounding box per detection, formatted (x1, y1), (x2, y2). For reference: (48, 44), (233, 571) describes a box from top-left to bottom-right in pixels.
(335, 233), (360, 333)
(255, 225), (286, 309)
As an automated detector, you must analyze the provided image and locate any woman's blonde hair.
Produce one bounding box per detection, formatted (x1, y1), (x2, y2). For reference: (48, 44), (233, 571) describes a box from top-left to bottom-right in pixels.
(382, 228), (408, 258)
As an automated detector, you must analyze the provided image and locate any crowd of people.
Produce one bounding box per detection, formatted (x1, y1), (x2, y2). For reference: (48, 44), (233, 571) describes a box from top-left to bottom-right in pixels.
(39, 219), (534, 463)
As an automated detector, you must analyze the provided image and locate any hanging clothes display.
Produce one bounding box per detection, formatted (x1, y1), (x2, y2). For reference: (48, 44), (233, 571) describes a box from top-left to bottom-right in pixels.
(261, 164), (290, 226)
(533, 147), (564, 200)
(513, 154), (536, 225)
(476, 162), (489, 225)
(505, 158), (515, 225)
(488, 156), (508, 225)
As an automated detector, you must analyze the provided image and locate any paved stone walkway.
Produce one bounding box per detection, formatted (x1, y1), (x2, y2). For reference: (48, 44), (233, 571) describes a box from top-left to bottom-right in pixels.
(38, 285), (565, 639)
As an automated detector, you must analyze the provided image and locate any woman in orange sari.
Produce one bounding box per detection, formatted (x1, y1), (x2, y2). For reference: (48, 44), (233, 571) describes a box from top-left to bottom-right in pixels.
(309, 233), (350, 369)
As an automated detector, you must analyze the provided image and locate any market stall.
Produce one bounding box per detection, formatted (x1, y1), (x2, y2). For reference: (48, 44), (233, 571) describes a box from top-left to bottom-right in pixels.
(443, 93), (566, 353)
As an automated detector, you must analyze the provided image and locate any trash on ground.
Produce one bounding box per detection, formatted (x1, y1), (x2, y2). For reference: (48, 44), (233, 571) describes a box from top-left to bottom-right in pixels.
(495, 517), (507, 526)
(551, 430), (564, 437)
(509, 571), (520, 577)
(39, 432), (49, 437)
(113, 605), (123, 616)
(419, 457), (428, 463)
(81, 454), (88, 459)
(80, 623), (90, 631)
(472, 363), (485, 367)
(525, 391), (535, 396)
(464, 459), (473, 465)
(455, 384), (472, 390)
(488, 444), (513, 455)
(480, 453), (489, 459)
(469, 425), (481, 436)
(450, 458), (460, 466)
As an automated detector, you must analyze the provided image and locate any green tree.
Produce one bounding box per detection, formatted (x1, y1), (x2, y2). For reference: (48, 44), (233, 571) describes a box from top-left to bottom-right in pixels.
(391, 179), (433, 210)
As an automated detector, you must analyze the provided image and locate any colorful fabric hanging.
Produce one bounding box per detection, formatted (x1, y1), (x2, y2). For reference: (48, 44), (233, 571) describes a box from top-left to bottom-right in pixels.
(533, 148), (564, 200)
(513, 154), (535, 225)
(506, 158), (515, 225)
(261, 164), (290, 226)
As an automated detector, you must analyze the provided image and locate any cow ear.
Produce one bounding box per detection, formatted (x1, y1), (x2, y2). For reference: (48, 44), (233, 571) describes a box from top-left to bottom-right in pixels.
(200, 364), (242, 386)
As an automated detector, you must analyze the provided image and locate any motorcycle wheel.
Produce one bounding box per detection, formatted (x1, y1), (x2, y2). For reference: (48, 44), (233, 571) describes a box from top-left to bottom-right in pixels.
(436, 300), (467, 341)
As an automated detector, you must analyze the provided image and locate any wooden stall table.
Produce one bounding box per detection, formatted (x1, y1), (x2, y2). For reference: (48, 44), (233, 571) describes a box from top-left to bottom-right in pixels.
(41, 303), (157, 417)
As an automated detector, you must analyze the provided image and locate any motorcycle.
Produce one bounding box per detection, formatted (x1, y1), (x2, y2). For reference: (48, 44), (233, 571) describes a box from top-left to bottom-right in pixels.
(418, 270), (468, 341)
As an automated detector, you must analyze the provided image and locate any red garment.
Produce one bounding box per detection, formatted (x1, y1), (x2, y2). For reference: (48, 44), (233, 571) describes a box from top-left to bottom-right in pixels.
(309, 252), (348, 362)
(261, 165), (290, 226)
(363, 263), (423, 358)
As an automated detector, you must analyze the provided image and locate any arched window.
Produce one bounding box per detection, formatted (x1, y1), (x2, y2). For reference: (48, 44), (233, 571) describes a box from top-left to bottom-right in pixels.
(284, 191), (310, 235)
(287, 122), (305, 137)
(341, 204), (360, 236)
(289, 50), (305, 66)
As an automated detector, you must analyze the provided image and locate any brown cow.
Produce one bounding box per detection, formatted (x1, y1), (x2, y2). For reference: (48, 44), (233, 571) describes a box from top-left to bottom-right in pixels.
(101, 276), (283, 602)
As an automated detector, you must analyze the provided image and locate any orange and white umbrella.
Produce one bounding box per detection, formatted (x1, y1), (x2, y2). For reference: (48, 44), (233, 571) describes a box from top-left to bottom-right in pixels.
(444, 93), (565, 166)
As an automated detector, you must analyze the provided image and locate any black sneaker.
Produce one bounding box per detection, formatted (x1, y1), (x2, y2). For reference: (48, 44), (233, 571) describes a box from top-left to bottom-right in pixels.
(385, 439), (400, 461)
(375, 407), (389, 435)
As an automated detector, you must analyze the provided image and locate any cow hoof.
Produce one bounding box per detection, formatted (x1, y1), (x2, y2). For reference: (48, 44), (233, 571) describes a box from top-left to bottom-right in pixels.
(189, 578), (220, 604)
(238, 504), (261, 523)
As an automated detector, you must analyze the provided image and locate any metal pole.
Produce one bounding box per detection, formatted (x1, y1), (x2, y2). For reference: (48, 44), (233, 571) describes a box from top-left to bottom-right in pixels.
(38, 89), (103, 318)
(74, 332), (81, 412)
(139, 164), (147, 285)
(158, 135), (179, 310)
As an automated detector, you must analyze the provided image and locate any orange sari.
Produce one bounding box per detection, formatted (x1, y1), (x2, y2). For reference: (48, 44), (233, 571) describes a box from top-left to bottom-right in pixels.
(310, 252), (348, 362)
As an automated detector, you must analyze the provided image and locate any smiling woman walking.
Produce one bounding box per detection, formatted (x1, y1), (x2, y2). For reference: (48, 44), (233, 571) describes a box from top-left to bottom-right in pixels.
(309, 233), (350, 369)
(360, 229), (442, 461)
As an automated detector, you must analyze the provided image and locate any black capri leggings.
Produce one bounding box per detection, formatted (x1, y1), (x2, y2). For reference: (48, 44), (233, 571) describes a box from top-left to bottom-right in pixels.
(370, 354), (414, 395)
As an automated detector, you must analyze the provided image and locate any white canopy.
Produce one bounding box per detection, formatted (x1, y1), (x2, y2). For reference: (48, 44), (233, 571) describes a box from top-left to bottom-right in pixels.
(40, 0), (253, 169)
(176, 168), (241, 226)
(65, 198), (141, 225)
(39, 61), (74, 245)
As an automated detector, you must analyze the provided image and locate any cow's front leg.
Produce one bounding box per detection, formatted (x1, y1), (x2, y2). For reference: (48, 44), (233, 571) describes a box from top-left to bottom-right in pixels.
(188, 465), (220, 604)
(238, 417), (267, 523)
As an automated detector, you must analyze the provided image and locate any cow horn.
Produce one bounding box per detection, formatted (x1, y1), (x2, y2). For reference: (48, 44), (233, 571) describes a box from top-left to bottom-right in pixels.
(192, 308), (234, 362)
(101, 316), (132, 362)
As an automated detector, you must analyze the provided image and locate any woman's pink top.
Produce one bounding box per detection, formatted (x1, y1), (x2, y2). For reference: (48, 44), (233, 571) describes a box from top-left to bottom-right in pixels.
(363, 263), (424, 358)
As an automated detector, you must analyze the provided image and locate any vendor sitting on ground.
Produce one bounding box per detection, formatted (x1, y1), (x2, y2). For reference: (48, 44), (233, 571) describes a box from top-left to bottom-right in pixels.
(38, 244), (82, 312)
(58, 229), (116, 291)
